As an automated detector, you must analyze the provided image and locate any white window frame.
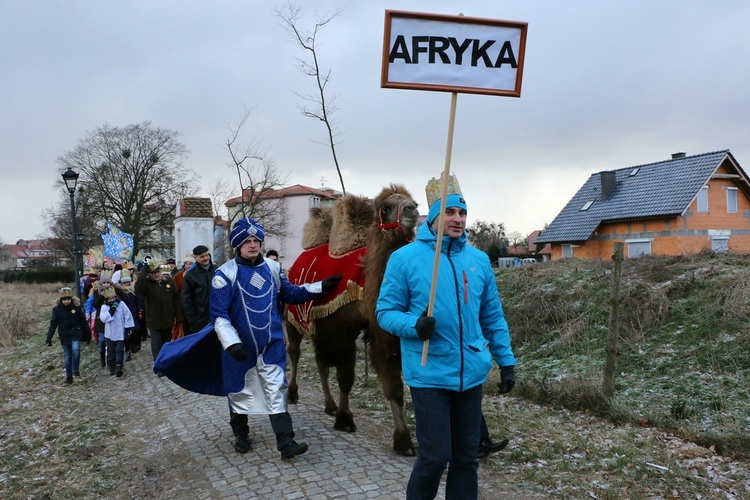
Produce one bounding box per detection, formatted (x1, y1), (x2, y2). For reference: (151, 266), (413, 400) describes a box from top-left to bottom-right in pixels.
(726, 187), (738, 214)
(696, 186), (709, 213)
(626, 238), (652, 258)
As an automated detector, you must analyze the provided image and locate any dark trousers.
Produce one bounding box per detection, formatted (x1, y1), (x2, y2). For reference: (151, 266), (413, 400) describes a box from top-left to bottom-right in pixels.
(407, 385), (482, 500)
(106, 339), (125, 370)
(229, 411), (295, 451)
(149, 328), (172, 360)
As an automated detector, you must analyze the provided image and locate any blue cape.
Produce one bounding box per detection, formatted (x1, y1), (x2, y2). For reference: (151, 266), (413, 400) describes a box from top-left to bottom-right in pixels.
(153, 324), (227, 396)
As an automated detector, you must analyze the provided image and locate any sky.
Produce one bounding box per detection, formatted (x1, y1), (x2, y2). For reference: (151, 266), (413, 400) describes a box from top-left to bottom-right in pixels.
(2, 1), (749, 245)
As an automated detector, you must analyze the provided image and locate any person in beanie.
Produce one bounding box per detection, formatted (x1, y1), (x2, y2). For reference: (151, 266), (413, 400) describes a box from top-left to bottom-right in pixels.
(99, 287), (135, 377)
(46, 286), (91, 384)
(211, 217), (341, 459)
(376, 173), (517, 499)
(135, 259), (183, 370)
(181, 244), (217, 334)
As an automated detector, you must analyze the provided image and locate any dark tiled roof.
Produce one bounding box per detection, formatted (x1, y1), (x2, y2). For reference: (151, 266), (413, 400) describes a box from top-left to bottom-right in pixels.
(178, 198), (213, 218)
(537, 150), (735, 243)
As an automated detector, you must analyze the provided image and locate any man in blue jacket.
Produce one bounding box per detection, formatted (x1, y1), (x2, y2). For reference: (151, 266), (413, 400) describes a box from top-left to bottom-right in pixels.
(376, 174), (516, 499)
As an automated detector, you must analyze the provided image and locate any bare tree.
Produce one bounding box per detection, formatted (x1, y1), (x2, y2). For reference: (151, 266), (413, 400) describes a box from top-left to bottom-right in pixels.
(506, 230), (528, 248)
(275, 2), (347, 195)
(207, 177), (234, 222)
(54, 122), (198, 256)
(224, 111), (290, 240)
(466, 220), (507, 253)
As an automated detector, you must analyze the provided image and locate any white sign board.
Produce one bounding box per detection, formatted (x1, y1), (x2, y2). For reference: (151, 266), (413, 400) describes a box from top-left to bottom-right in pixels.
(381, 10), (527, 97)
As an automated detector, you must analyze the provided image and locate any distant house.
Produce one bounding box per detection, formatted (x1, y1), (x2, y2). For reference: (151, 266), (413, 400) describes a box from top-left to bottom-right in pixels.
(225, 184), (341, 268)
(527, 230), (551, 262)
(536, 150), (750, 259)
(2, 239), (64, 269)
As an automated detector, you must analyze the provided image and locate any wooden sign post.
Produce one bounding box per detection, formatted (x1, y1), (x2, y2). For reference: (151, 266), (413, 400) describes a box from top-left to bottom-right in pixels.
(381, 10), (527, 365)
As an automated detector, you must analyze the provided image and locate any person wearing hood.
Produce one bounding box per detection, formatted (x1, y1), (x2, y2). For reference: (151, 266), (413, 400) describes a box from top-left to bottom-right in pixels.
(46, 286), (92, 384)
(376, 173), (517, 500)
(210, 217), (341, 460)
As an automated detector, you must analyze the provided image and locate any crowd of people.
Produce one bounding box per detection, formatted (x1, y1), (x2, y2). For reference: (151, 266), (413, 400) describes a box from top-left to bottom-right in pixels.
(45, 173), (517, 497)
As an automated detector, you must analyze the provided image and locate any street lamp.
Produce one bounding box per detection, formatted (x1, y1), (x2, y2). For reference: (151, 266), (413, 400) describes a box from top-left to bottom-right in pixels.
(61, 168), (81, 298)
(77, 232), (86, 282)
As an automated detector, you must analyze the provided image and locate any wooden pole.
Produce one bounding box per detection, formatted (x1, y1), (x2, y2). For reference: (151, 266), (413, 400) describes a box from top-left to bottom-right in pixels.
(603, 242), (624, 398)
(421, 92), (458, 366)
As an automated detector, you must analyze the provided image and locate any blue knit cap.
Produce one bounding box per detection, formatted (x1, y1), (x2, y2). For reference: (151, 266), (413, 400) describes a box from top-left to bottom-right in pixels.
(230, 217), (266, 248)
(427, 193), (467, 225)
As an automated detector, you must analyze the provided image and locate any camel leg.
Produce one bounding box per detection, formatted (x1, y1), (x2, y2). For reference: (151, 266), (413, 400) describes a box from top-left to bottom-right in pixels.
(286, 323), (303, 405)
(333, 348), (357, 433)
(316, 362), (338, 416)
(372, 330), (416, 456)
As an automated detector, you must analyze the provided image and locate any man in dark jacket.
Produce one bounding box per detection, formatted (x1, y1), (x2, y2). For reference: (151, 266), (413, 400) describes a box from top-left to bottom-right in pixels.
(180, 245), (218, 334)
(135, 259), (183, 366)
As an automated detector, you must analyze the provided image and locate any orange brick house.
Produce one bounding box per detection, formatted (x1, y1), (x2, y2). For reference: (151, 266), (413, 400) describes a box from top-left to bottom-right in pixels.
(536, 150), (750, 259)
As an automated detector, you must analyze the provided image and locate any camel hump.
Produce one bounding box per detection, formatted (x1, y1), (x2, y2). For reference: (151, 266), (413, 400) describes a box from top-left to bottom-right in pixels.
(329, 195), (375, 255)
(301, 205), (334, 249)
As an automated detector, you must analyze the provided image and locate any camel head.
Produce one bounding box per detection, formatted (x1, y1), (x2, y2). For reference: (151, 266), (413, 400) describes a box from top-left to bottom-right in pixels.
(374, 184), (419, 241)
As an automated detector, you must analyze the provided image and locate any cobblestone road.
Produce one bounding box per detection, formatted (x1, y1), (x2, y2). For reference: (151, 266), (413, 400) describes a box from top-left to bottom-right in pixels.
(123, 348), (509, 499)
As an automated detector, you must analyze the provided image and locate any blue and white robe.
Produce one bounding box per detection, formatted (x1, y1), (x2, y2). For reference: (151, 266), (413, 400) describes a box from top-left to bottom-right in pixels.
(210, 257), (323, 415)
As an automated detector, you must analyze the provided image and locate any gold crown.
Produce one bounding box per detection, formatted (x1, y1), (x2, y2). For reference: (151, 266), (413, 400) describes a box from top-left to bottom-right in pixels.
(425, 172), (462, 207)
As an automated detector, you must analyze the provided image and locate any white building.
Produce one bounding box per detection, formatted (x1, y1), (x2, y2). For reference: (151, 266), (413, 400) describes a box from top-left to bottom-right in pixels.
(174, 198), (214, 267)
(225, 185), (340, 269)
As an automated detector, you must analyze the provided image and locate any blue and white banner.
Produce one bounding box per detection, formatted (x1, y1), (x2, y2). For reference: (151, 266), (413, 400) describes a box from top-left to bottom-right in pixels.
(102, 221), (134, 261)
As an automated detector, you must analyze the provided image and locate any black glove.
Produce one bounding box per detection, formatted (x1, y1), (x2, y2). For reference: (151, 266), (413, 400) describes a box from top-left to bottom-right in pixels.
(321, 275), (342, 293)
(498, 365), (516, 394)
(415, 310), (436, 341)
(227, 343), (248, 361)
(108, 305), (118, 317)
(45, 339), (52, 347)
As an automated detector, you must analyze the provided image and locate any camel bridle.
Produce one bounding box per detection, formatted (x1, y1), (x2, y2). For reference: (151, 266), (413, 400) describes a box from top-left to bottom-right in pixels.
(377, 197), (415, 242)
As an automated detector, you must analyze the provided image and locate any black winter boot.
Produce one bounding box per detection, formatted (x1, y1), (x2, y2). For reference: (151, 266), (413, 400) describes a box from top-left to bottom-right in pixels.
(280, 441), (308, 460)
(100, 352), (106, 368)
(115, 364), (123, 378)
(234, 435), (251, 454)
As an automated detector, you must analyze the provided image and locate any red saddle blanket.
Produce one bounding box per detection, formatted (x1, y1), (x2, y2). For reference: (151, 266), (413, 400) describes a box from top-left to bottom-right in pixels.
(287, 243), (367, 336)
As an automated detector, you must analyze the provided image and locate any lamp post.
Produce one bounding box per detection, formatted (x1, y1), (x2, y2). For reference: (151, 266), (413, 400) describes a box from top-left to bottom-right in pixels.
(61, 168), (81, 299)
(77, 232), (85, 283)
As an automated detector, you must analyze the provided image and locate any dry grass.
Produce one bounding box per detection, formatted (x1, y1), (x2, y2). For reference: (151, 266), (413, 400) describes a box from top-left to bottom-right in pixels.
(0, 282), (61, 348)
(3, 271), (750, 499)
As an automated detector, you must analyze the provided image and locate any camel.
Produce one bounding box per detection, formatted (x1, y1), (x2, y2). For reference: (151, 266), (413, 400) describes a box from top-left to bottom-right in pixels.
(285, 184), (419, 455)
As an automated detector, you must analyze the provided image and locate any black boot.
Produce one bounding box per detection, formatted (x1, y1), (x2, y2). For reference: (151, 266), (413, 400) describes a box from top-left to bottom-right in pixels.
(100, 352), (106, 368)
(116, 364), (123, 378)
(280, 441), (308, 460)
(125, 351), (132, 362)
(234, 434), (251, 454)
(477, 438), (510, 458)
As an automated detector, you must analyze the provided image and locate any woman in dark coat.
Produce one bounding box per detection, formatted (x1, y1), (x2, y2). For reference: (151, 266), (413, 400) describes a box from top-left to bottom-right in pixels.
(46, 287), (92, 384)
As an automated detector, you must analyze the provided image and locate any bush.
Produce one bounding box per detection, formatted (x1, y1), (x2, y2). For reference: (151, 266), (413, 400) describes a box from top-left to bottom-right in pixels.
(2, 269), (75, 284)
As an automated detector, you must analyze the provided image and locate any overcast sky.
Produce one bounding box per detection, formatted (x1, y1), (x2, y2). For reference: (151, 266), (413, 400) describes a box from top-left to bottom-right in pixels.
(2, 1), (749, 245)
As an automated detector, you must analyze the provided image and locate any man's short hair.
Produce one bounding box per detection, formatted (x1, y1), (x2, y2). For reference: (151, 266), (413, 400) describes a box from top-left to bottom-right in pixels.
(265, 249), (279, 259)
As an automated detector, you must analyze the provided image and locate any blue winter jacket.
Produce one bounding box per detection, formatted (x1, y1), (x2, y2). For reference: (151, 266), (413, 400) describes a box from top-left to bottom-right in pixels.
(376, 222), (516, 391)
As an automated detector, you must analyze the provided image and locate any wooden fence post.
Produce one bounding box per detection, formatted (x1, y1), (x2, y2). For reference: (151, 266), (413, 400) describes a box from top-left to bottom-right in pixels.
(603, 242), (624, 398)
